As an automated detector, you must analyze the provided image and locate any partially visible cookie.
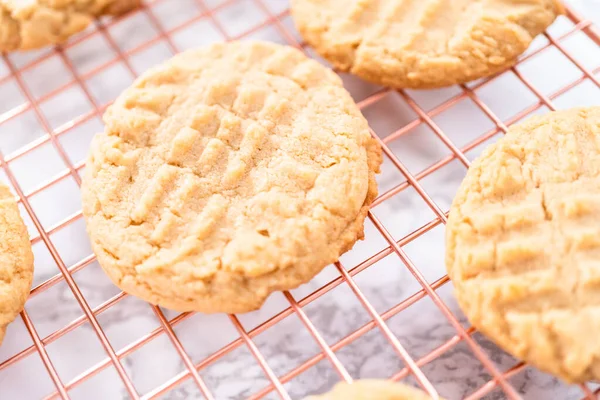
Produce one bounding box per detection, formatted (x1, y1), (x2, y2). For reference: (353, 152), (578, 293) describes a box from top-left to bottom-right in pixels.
(291, 0), (563, 89)
(82, 41), (382, 313)
(305, 380), (442, 400)
(0, 183), (34, 344)
(0, 0), (140, 52)
(446, 107), (600, 383)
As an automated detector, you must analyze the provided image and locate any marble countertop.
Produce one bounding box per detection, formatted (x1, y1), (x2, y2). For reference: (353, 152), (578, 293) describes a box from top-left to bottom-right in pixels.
(0, 0), (599, 399)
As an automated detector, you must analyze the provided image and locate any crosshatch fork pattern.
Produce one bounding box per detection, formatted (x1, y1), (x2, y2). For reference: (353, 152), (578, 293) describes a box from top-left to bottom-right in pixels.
(0, 0), (599, 399)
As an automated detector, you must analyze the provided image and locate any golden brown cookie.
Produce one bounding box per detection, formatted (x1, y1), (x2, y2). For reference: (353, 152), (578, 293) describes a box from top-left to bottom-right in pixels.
(446, 107), (600, 383)
(0, 0), (140, 52)
(0, 183), (34, 344)
(290, 0), (563, 89)
(82, 40), (382, 313)
(305, 380), (441, 400)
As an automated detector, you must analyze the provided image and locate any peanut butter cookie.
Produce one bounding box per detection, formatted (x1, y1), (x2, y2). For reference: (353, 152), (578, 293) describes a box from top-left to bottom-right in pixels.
(446, 107), (600, 383)
(0, 0), (140, 52)
(82, 41), (382, 313)
(305, 380), (442, 400)
(291, 0), (563, 89)
(0, 183), (34, 344)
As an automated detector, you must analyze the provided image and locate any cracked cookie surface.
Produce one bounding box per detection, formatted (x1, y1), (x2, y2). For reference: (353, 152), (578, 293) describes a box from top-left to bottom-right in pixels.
(291, 0), (562, 89)
(446, 107), (600, 383)
(0, 0), (139, 52)
(304, 380), (442, 400)
(0, 183), (34, 344)
(82, 41), (382, 313)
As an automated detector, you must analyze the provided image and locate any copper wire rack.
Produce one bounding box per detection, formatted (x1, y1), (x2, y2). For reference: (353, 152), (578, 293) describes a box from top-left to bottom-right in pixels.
(0, 0), (599, 399)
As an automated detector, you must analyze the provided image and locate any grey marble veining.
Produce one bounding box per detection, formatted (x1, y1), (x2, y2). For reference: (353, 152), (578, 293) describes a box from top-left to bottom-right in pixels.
(0, 1), (599, 399)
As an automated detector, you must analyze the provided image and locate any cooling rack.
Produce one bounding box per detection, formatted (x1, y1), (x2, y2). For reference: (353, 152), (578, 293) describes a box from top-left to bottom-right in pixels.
(0, 0), (599, 399)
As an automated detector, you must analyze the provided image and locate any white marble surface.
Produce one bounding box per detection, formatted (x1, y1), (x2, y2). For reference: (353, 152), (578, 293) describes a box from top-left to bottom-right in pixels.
(0, 0), (599, 399)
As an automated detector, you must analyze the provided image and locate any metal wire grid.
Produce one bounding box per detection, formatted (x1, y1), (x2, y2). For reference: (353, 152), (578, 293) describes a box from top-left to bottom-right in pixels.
(0, 0), (598, 399)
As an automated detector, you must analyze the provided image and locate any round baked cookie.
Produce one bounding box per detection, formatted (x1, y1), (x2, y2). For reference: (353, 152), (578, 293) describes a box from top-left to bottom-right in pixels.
(0, 183), (34, 344)
(291, 0), (563, 89)
(446, 107), (600, 383)
(82, 41), (382, 313)
(0, 0), (140, 52)
(305, 380), (442, 400)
